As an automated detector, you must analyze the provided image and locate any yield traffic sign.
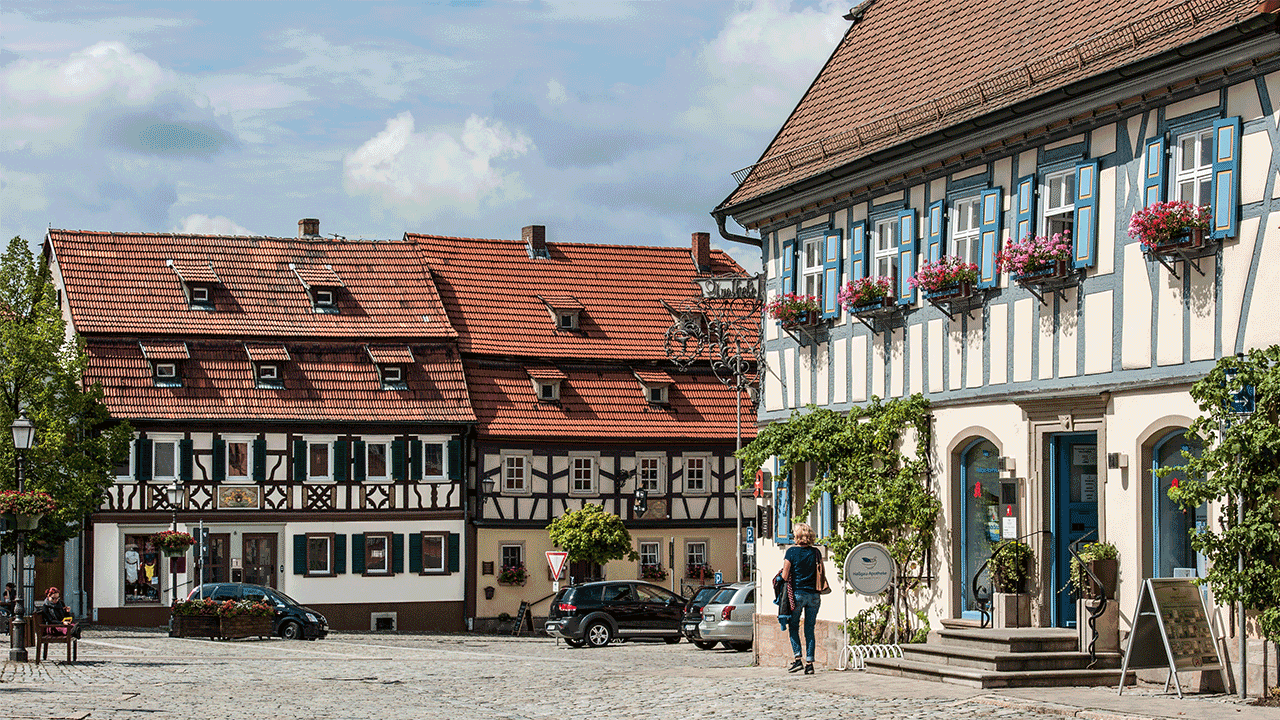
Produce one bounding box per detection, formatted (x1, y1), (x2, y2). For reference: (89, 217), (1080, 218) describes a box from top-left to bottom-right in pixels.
(546, 551), (569, 579)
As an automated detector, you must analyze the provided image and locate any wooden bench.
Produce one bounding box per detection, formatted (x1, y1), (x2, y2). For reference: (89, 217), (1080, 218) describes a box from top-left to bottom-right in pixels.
(35, 620), (78, 664)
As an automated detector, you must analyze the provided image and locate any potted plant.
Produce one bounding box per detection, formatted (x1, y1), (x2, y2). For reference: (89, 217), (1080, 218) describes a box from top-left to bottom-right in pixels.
(0, 490), (56, 530)
(997, 232), (1073, 280)
(910, 256), (979, 300)
(497, 562), (527, 585)
(640, 564), (667, 581)
(765, 292), (821, 328)
(1068, 541), (1119, 600)
(989, 539), (1033, 628)
(215, 599), (275, 638)
(685, 563), (714, 580)
(496, 611), (513, 634)
(170, 597), (222, 638)
(152, 530), (195, 557)
(838, 276), (895, 313)
(1128, 201), (1212, 253)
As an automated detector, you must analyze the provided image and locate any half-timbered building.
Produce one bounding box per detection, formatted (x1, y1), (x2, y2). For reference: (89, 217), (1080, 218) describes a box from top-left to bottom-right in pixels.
(412, 227), (756, 628)
(46, 221), (475, 631)
(712, 0), (1280, 688)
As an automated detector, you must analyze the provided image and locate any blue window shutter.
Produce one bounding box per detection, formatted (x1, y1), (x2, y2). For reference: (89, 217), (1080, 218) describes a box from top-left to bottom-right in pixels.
(352, 440), (366, 482)
(352, 534), (366, 574)
(1143, 137), (1166, 208)
(1015, 175), (1036, 241)
(926, 200), (946, 264)
(293, 535), (307, 575)
(334, 441), (348, 483)
(252, 439), (266, 483)
(179, 439), (193, 482)
(212, 439), (226, 482)
(896, 209), (917, 305)
(1211, 116), (1241, 240)
(1073, 161), (1100, 268)
(334, 534), (347, 574)
(979, 187), (1003, 288)
(781, 237), (796, 296)
(392, 534), (404, 574)
(293, 439), (306, 481)
(409, 533), (423, 573)
(448, 438), (463, 479)
(820, 490), (834, 539)
(137, 439), (152, 482)
(850, 221), (868, 282)
(821, 230), (844, 319)
(447, 533), (460, 573)
(774, 478), (792, 543)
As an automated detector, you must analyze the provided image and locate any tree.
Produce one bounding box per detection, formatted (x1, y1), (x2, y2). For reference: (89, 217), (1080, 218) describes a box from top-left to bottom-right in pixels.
(1163, 347), (1280, 643)
(546, 504), (639, 568)
(737, 396), (938, 643)
(1, 236), (132, 555)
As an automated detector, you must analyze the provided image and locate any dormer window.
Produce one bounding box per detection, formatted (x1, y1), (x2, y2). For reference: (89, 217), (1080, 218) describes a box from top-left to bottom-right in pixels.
(647, 385), (668, 404)
(526, 364), (566, 403)
(315, 289), (335, 307)
(633, 368), (673, 406)
(538, 381), (560, 401)
(365, 345), (414, 390)
(190, 286), (211, 308)
(256, 363), (282, 388)
(558, 312), (578, 330)
(155, 362), (177, 378)
(379, 365), (407, 390)
(153, 362), (181, 387)
(538, 295), (583, 332)
(290, 263), (345, 314)
(168, 259), (221, 311)
(245, 343), (290, 389)
(140, 341), (189, 388)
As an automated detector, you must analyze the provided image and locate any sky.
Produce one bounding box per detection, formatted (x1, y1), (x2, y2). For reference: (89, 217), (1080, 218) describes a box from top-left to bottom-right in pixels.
(1, 1), (853, 274)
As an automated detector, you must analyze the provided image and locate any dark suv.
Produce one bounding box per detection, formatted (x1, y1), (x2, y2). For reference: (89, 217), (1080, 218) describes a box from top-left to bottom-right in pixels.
(186, 583), (328, 640)
(544, 580), (686, 647)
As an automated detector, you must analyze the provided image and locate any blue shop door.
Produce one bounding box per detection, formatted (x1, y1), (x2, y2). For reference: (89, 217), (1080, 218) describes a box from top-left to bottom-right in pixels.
(1052, 433), (1098, 627)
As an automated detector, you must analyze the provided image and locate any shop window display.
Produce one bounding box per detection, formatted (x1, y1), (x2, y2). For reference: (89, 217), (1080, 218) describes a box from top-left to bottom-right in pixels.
(124, 535), (161, 604)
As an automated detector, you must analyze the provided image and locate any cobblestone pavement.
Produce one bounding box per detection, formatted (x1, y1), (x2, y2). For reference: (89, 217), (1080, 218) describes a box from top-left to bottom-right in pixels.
(0, 629), (1268, 720)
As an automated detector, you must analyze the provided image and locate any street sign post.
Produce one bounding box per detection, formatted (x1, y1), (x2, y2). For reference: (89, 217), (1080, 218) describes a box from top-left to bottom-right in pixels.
(546, 551), (568, 593)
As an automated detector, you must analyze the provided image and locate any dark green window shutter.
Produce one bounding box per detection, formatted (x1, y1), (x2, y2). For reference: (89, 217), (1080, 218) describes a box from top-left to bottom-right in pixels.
(293, 439), (306, 481)
(1015, 175), (1036, 241)
(850, 221), (868, 282)
(137, 439), (153, 482)
(352, 441), (366, 482)
(293, 535), (307, 575)
(926, 200), (946, 265)
(447, 533), (460, 574)
(978, 187), (1003, 289)
(1072, 161), (1100, 268)
(392, 441), (406, 482)
(896, 209), (917, 305)
(410, 440), (422, 481)
(179, 439), (193, 482)
(334, 534), (347, 574)
(781, 236), (795, 296)
(352, 534), (366, 574)
(252, 439), (266, 483)
(1143, 137), (1166, 208)
(1211, 116), (1241, 240)
(392, 534), (404, 574)
(408, 533), (423, 573)
(448, 438), (463, 480)
(334, 441), (348, 483)
(212, 439), (226, 482)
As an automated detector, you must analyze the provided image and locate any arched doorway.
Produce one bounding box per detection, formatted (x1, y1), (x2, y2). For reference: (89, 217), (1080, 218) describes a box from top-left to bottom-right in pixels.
(1152, 430), (1206, 578)
(959, 438), (1000, 620)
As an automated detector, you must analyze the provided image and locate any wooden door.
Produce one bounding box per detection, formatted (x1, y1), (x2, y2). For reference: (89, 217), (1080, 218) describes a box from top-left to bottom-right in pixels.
(199, 533), (231, 585)
(242, 534), (277, 589)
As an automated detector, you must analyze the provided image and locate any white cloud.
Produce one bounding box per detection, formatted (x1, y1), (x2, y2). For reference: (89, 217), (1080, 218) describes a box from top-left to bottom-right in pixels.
(343, 112), (533, 222)
(175, 214), (253, 236)
(546, 78), (568, 104)
(273, 30), (465, 104)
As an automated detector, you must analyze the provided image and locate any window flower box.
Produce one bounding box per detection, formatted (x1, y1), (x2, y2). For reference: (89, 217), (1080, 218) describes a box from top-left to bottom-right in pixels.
(640, 564), (668, 581)
(1130, 202), (1217, 279)
(911, 256), (978, 297)
(685, 563), (714, 580)
(998, 232), (1073, 280)
(838, 277), (894, 313)
(923, 280), (973, 302)
(766, 293), (820, 329)
(498, 563), (528, 586)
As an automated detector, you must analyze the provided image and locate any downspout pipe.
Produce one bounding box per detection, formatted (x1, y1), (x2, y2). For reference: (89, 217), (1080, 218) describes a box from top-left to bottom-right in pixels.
(714, 212), (761, 248)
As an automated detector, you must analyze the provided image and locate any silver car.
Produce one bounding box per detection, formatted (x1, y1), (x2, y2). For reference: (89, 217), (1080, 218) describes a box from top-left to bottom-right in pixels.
(696, 582), (754, 651)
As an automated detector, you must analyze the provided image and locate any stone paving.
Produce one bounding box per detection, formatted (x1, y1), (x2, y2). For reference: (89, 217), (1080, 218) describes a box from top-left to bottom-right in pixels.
(0, 629), (1270, 720)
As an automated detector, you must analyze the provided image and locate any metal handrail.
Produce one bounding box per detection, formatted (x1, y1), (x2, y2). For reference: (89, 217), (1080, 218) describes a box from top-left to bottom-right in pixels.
(1066, 530), (1108, 668)
(971, 529), (1052, 629)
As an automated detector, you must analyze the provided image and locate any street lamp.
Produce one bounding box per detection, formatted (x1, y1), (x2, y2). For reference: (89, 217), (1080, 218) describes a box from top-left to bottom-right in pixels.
(9, 414), (35, 662)
(480, 477), (495, 519)
(165, 480), (183, 605)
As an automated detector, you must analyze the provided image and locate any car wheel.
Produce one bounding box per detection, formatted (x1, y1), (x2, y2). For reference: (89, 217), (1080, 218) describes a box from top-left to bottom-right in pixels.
(279, 621), (302, 641)
(727, 641), (752, 652)
(564, 638), (586, 648)
(693, 640), (718, 650)
(585, 622), (613, 648)
(664, 636), (681, 644)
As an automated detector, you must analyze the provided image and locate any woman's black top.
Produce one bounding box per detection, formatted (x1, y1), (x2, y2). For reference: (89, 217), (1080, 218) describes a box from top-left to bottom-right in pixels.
(784, 545), (820, 591)
(40, 599), (71, 625)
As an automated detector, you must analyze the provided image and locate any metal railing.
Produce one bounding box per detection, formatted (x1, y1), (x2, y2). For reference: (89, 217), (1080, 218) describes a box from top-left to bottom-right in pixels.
(971, 529), (1052, 630)
(1066, 530), (1108, 668)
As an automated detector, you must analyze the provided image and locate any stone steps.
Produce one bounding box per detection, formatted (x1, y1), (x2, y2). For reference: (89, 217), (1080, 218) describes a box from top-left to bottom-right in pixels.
(863, 656), (1132, 689)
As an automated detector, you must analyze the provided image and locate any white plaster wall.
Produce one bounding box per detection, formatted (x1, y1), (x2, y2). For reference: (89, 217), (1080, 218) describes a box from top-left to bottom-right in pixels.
(1037, 302), (1054, 380)
(1241, 130), (1272, 205)
(989, 303), (1008, 385)
(1156, 262), (1184, 366)
(850, 335), (868, 403)
(1059, 287), (1079, 378)
(1121, 244), (1153, 369)
(890, 327), (904, 398)
(1244, 218), (1280, 350)
(765, 350), (782, 411)
(1045, 134), (1085, 150)
(1189, 257), (1216, 362)
(1013, 299), (1033, 382)
(947, 319), (962, 390)
(872, 333), (886, 399)
(1084, 290), (1114, 375)
(964, 310), (983, 389)
(815, 342), (829, 407)
(908, 322), (923, 396)
(1091, 123), (1117, 157)
(800, 345), (813, 407)
(833, 336), (848, 405)
(1222, 217), (1259, 354)
(928, 319), (944, 393)
(1097, 166), (1116, 276)
(1227, 81), (1264, 128)
(1164, 92), (1218, 120)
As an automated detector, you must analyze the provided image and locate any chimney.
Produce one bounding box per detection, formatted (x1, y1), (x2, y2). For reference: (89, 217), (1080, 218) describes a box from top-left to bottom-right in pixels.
(523, 225), (547, 256)
(298, 218), (320, 238)
(692, 232), (712, 271)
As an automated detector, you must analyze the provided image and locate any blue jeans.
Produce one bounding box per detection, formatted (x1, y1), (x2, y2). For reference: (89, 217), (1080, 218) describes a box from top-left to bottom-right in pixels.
(787, 589), (820, 662)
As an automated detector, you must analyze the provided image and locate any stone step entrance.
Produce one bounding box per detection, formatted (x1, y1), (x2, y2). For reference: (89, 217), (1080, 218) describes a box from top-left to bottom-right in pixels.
(863, 627), (1132, 689)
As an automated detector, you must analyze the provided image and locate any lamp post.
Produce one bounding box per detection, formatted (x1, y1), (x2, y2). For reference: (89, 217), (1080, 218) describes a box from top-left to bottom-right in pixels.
(165, 480), (182, 606)
(665, 274), (764, 582)
(9, 414), (35, 662)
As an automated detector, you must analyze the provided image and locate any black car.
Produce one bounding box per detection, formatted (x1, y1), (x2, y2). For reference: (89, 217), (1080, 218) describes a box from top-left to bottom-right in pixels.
(544, 580), (686, 647)
(186, 583), (328, 640)
(682, 584), (729, 649)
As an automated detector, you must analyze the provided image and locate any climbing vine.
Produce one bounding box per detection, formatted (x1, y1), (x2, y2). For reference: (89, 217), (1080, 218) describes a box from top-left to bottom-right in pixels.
(1161, 346), (1280, 643)
(737, 395), (938, 644)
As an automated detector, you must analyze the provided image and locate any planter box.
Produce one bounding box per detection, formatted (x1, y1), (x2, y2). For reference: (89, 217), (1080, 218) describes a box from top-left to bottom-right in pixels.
(1077, 599), (1120, 654)
(219, 616), (274, 639)
(1, 513), (43, 531)
(923, 281), (973, 301)
(1147, 227), (1207, 253)
(847, 296), (894, 314)
(992, 592), (1031, 629)
(171, 614), (220, 638)
(1084, 558), (1118, 600)
(1013, 257), (1072, 283)
(779, 312), (817, 329)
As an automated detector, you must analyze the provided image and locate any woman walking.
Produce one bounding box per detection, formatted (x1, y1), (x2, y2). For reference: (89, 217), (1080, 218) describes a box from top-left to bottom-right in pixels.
(780, 522), (827, 674)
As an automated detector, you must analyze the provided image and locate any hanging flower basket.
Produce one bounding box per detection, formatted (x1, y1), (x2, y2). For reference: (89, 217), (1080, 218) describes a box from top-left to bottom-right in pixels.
(1128, 201), (1212, 254)
(766, 293), (820, 328)
(911, 256), (979, 300)
(0, 490), (56, 517)
(152, 530), (195, 557)
(838, 277), (895, 314)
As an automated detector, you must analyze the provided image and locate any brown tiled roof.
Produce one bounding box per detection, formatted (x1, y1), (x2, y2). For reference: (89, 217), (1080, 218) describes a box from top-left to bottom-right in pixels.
(366, 345), (415, 363)
(525, 365), (567, 381)
(169, 260), (221, 284)
(722, 0), (1261, 208)
(244, 343), (290, 361)
(138, 341), (189, 360)
(633, 368), (674, 385)
(410, 233), (748, 360)
(466, 362), (755, 441)
(47, 230), (455, 339)
(291, 263), (344, 289)
(538, 295), (583, 311)
(85, 341), (475, 422)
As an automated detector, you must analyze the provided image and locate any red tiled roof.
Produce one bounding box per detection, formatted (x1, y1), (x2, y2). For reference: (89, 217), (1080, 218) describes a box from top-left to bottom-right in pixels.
(291, 263), (344, 289)
(138, 341), (189, 360)
(85, 341), (475, 422)
(47, 230), (455, 339)
(538, 294), (583, 311)
(169, 260), (221, 284)
(525, 365), (567, 381)
(244, 343), (290, 361)
(633, 368), (673, 385)
(723, 0), (1260, 208)
(466, 362), (755, 441)
(366, 345), (415, 363)
(410, 234), (749, 360)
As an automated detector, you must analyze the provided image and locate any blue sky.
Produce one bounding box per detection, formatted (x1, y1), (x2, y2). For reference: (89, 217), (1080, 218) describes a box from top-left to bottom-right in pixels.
(2, 1), (851, 272)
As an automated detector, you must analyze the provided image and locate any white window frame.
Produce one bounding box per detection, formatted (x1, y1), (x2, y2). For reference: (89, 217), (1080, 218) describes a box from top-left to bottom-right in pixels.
(420, 532), (447, 574)
(191, 286), (210, 304)
(1173, 127), (1213, 207)
(1041, 169), (1076, 238)
(315, 289), (335, 307)
(535, 380), (560, 401)
(873, 217), (899, 279)
(116, 435), (138, 483)
(801, 235), (824, 300)
(569, 454), (597, 495)
(364, 532), (392, 575)
(636, 454), (664, 494)
(501, 452), (532, 495)
(682, 454), (711, 495)
(950, 196), (982, 263)
(380, 365), (405, 389)
(223, 434), (254, 483)
(304, 435), (336, 482)
(305, 533), (333, 576)
(363, 435), (393, 483)
(150, 433), (181, 482)
(256, 363), (282, 388)
(420, 436), (448, 482)
(154, 362), (177, 379)
(639, 540), (661, 567)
